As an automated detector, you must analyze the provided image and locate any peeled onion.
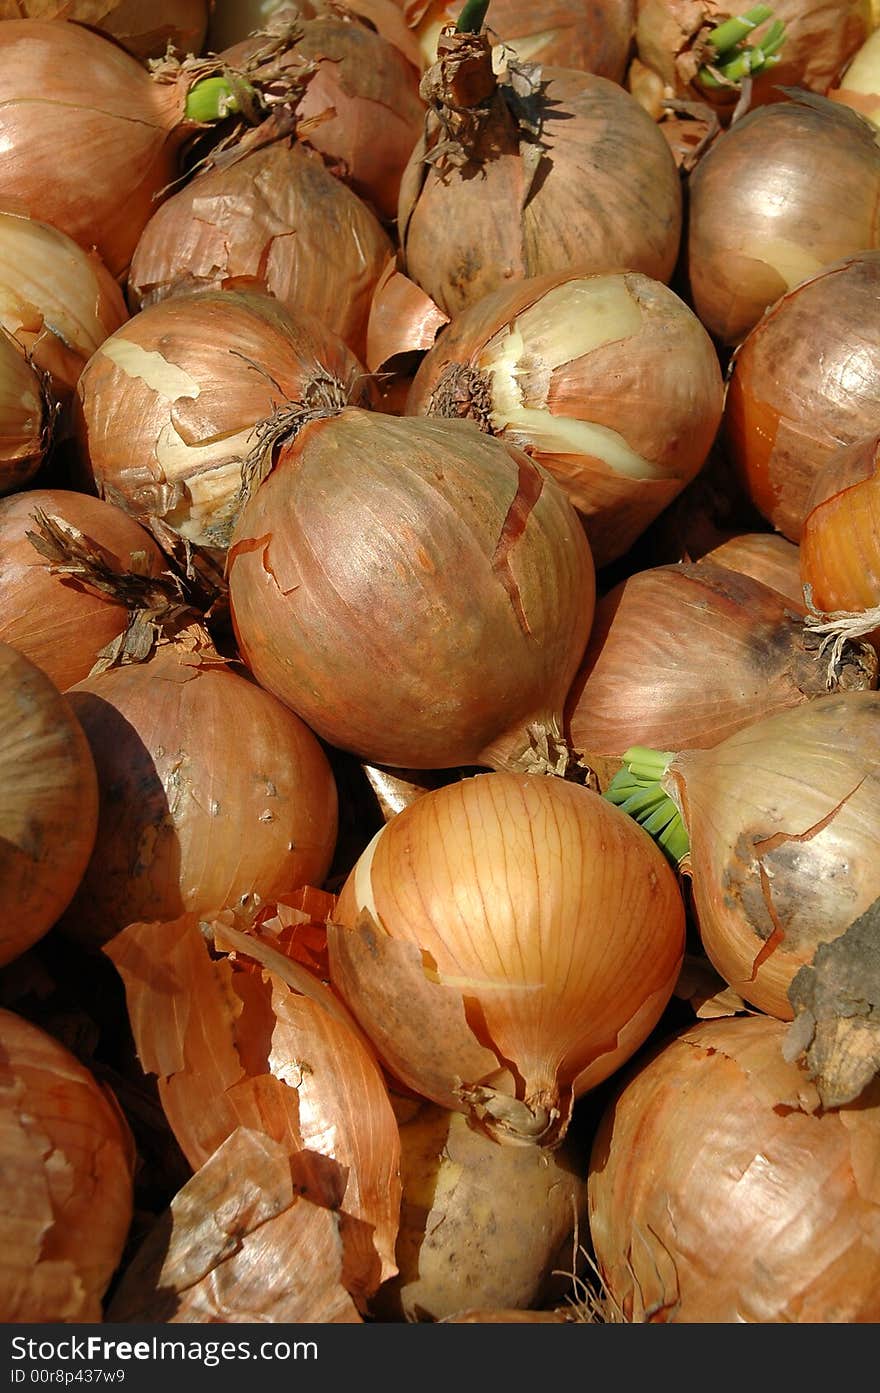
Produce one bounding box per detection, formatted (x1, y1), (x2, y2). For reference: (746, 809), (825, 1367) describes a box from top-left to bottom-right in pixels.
(327, 770), (686, 1148)
(0, 1), (210, 60)
(829, 25), (880, 126)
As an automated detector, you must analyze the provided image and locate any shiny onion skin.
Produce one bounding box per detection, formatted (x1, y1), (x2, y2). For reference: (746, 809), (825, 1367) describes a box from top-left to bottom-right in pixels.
(227, 409), (596, 774)
(75, 288), (373, 557)
(686, 95), (880, 347)
(327, 772), (686, 1148)
(724, 251), (880, 542)
(406, 269), (724, 569)
(59, 639), (339, 949)
(565, 560), (875, 766)
(0, 643), (98, 967)
(0, 489), (166, 692)
(665, 691), (880, 1019)
(398, 54), (682, 319)
(800, 433), (880, 640)
(0, 327), (47, 496)
(128, 140), (394, 365)
(698, 532), (806, 614)
(0, 20), (198, 279)
(0, 1008), (134, 1323)
(0, 2), (209, 61)
(588, 1015), (880, 1323)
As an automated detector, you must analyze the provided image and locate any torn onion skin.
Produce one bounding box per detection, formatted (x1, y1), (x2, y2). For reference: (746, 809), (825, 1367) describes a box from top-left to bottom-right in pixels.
(724, 250), (880, 542)
(0, 643), (98, 968)
(0, 1007), (135, 1322)
(406, 269), (724, 570)
(664, 690), (880, 1019)
(800, 432), (880, 648)
(227, 408), (596, 775)
(327, 771), (686, 1149)
(588, 1014), (880, 1323)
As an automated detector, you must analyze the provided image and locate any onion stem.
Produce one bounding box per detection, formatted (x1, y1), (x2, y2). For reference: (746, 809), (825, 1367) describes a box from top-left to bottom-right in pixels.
(604, 747), (689, 868)
(185, 75), (255, 123)
(697, 7), (785, 89)
(455, 0), (490, 33)
(705, 6), (773, 56)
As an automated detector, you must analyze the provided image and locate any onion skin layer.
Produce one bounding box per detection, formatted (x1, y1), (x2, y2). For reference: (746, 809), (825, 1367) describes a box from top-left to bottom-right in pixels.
(588, 1014), (880, 1323)
(0, 2), (210, 61)
(800, 432), (880, 641)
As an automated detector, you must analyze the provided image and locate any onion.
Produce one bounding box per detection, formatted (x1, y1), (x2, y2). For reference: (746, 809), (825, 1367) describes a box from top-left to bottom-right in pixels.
(724, 250), (880, 542)
(0, 2), (210, 61)
(406, 268), (724, 569)
(404, 0), (636, 79)
(208, 0), (424, 70)
(0, 489), (167, 691)
(227, 408), (595, 775)
(398, 28), (682, 318)
(370, 1096), (587, 1321)
(829, 25), (880, 126)
(687, 93), (880, 347)
(326, 770), (686, 1148)
(0, 327), (48, 496)
(799, 433), (880, 646)
(0, 1006), (134, 1322)
(0, 642), (98, 968)
(697, 530), (806, 612)
(107, 910), (401, 1301)
(565, 560), (875, 771)
(587, 1014), (880, 1323)
(75, 287), (374, 564)
(59, 626), (339, 949)
(128, 139), (394, 365)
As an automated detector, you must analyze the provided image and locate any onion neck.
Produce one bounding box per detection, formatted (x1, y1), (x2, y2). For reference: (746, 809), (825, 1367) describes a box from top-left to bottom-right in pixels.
(458, 1080), (566, 1148)
(479, 716), (575, 779)
(426, 363), (495, 430)
(802, 591), (880, 686)
(604, 746), (690, 870)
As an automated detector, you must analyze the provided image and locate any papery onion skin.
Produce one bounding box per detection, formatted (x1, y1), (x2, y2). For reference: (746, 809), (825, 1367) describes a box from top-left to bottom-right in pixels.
(328, 772), (686, 1148)
(75, 287), (374, 557)
(0, 489), (166, 691)
(0, 1007), (134, 1322)
(724, 251), (880, 542)
(0, 2), (210, 61)
(406, 269), (724, 569)
(0, 328), (47, 496)
(227, 409), (595, 774)
(588, 1014), (880, 1323)
(0, 642), (98, 967)
(399, 64), (682, 319)
(698, 532), (806, 614)
(800, 433), (880, 638)
(686, 95), (880, 347)
(59, 642), (339, 949)
(128, 140), (394, 365)
(666, 690), (880, 1019)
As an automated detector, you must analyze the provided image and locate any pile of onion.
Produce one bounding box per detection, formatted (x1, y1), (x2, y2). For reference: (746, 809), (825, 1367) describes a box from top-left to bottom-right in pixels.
(686, 93), (880, 347)
(588, 1014), (880, 1322)
(0, 641), (98, 967)
(326, 770), (686, 1148)
(0, 1007), (135, 1322)
(0, 327), (48, 496)
(724, 250), (880, 541)
(1, 1), (211, 60)
(397, 24), (682, 318)
(227, 408), (595, 775)
(799, 432), (880, 649)
(406, 268), (724, 569)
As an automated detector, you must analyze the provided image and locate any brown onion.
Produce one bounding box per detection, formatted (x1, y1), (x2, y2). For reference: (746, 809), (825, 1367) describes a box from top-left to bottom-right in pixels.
(406, 268), (723, 569)
(724, 250), (880, 541)
(398, 31), (682, 318)
(228, 408), (595, 775)
(0, 642), (98, 967)
(0, 1008), (134, 1322)
(800, 433), (880, 644)
(327, 771), (686, 1148)
(0, 328), (47, 496)
(75, 287), (373, 563)
(128, 140), (394, 365)
(588, 1014), (880, 1323)
(0, 489), (166, 691)
(686, 94), (880, 346)
(59, 628), (339, 948)
(0, 2), (210, 61)
(209, 0), (424, 70)
(698, 530), (806, 612)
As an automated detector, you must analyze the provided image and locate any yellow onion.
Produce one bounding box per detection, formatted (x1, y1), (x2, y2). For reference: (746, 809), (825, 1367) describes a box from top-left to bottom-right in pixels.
(0, 1007), (134, 1322)
(228, 409), (595, 775)
(406, 269), (723, 569)
(128, 140), (394, 365)
(686, 93), (880, 347)
(370, 1096), (587, 1322)
(59, 628), (339, 949)
(0, 2), (210, 61)
(327, 771), (686, 1148)
(565, 560), (876, 769)
(588, 1014), (880, 1323)
(0, 328), (47, 496)
(724, 250), (880, 541)
(0, 642), (98, 968)
(0, 490), (166, 691)
(75, 287), (374, 564)
(697, 530), (806, 612)
(800, 433), (880, 646)
(107, 911), (401, 1302)
(106, 1127), (364, 1323)
(208, 0), (424, 69)
(398, 30), (682, 318)
(404, 0), (636, 79)
(829, 25), (880, 125)
(0, 208), (127, 403)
